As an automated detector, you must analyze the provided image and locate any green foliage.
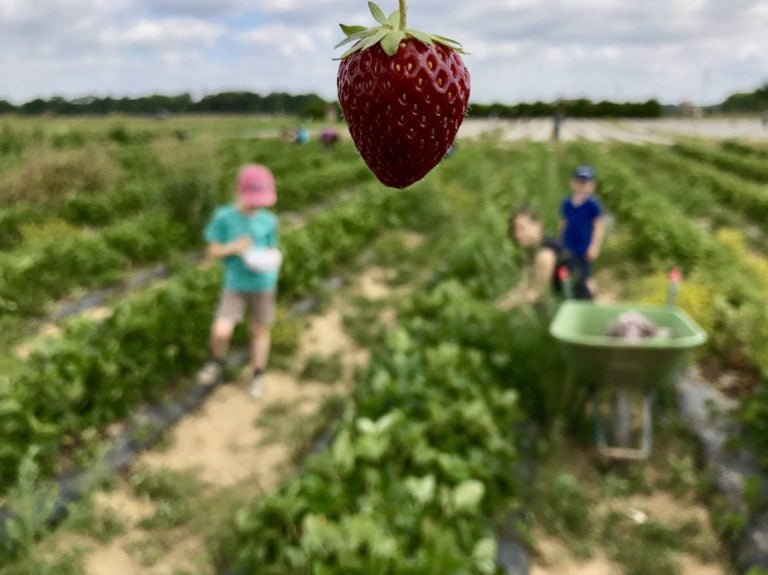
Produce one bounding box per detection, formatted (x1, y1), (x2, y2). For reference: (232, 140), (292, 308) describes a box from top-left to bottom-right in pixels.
(535, 473), (595, 546)
(63, 498), (126, 544)
(1, 448), (60, 561)
(0, 549), (86, 575)
(217, 318), (523, 573)
(0, 145), (120, 204)
(471, 98), (662, 119)
(672, 141), (768, 185)
(0, 124), (25, 156)
(720, 82), (768, 113)
(0, 138), (377, 320)
(0, 175), (435, 494)
(722, 140), (768, 160)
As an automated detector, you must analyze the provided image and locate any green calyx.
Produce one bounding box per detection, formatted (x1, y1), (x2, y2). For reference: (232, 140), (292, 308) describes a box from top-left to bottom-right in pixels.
(335, 1), (466, 59)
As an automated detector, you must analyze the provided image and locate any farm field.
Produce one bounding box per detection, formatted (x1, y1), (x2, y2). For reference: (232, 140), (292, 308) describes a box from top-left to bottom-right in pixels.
(1, 115), (768, 575)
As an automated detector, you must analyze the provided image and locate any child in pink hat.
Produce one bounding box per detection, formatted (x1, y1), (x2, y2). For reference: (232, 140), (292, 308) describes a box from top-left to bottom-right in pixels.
(197, 164), (280, 398)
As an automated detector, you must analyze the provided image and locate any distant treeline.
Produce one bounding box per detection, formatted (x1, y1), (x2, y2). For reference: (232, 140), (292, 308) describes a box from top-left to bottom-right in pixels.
(469, 99), (662, 118)
(720, 82), (768, 113)
(0, 92), (331, 118)
(0, 92), (663, 118)
(1, 85), (765, 118)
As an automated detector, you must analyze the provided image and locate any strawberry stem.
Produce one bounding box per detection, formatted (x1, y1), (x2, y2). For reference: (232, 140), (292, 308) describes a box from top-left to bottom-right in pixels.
(399, 0), (407, 30)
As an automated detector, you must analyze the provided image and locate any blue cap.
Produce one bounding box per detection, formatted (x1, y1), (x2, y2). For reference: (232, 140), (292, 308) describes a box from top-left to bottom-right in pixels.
(572, 165), (596, 180)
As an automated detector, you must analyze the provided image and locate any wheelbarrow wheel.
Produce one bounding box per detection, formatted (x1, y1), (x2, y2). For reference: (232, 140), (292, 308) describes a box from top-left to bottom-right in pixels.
(612, 389), (633, 448)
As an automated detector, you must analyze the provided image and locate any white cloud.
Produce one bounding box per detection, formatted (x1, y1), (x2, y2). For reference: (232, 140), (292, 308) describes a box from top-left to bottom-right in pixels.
(144, 0), (249, 17)
(0, 0), (767, 104)
(237, 24), (316, 55)
(100, 18), (224, 49)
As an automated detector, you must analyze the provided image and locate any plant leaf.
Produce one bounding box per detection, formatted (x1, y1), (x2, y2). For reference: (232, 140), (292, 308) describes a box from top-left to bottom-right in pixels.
(405, 29), (434, 46)
(368, 1), (388, 25)
(334, 28), (377, 49)
(472, 538), (498, 575)
(340, 23), (367, 36)
(387, 9), (400, 27)
(339, 41), (365, 59)
(452, 479), (485, 513)
(432, 33), (463, 47)
(355, 28), (388, 52)
(381, 30), (405, 56)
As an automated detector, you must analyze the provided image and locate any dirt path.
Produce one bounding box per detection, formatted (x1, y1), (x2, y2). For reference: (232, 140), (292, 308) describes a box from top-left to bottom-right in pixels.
(531, 490), (726, 575)
(50, 263), (408, 575)
(529, 432), (729, 575)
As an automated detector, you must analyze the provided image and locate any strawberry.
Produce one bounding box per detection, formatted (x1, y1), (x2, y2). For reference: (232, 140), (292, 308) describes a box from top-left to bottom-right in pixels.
(336, 1), (470, 189)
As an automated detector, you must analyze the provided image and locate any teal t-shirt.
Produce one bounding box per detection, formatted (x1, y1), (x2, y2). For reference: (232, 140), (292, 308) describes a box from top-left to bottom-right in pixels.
(204, 204), (279, 293)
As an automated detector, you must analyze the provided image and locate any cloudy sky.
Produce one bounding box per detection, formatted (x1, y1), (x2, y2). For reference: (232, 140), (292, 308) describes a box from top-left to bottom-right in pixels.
(1, 0), (766, 105)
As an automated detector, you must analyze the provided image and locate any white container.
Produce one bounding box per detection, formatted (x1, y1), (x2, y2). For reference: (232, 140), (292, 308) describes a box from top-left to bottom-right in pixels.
(243, 247), (283, 272)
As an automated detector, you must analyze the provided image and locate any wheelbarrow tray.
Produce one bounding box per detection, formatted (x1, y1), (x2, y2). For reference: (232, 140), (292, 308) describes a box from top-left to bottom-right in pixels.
(549, 301), (707, 390)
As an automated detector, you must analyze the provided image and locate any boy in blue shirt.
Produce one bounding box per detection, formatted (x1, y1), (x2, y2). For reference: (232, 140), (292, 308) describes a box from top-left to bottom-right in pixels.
(560, 165), (603, 300)
(197, 164), (280, 398)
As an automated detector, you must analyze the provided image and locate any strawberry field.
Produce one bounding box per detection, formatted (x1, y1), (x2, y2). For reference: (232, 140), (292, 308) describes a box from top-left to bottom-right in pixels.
(1, 116), (768, 574)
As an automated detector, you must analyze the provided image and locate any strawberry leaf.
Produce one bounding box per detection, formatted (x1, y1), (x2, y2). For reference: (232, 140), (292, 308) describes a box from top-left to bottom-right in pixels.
(339, 42), (365, 59)
(368, 2), (388, 25)
(432, 34), (463, 48)
(334, 4), (469, 59)
(334, 28), (376, 49)
(357, 28), (388, 51)
(381, 30), (405, 56)
(338, 28), (387, 59)
(405, 29), (434, 46)
(340, 23), (367, 36)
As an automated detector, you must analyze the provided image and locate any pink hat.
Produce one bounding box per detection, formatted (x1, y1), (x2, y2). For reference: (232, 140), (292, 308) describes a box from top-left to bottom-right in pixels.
(238, 164), (276, 208)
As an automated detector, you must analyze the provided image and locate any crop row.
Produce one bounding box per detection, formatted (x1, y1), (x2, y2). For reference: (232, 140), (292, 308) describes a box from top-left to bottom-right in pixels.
(0, 178), (440, 494)
(671, 142), (768, 184)
(0, 139), (368, 250)
(214, 143), (551, 574)
(613, 144), (768, 229)
(0, 150), (372, 319)
(720, 140), (768, 160)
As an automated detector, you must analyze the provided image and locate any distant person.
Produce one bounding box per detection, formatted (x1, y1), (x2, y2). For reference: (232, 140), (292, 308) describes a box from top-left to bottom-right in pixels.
(762, 112), (768, 129)
(498, 205), (563, 310)
(552, 108), (565, 141)
(197, 165), (281, 399)
(319, 128), (339, 149)
(560, 165), (603, 299)
(295, 126), (310, 145)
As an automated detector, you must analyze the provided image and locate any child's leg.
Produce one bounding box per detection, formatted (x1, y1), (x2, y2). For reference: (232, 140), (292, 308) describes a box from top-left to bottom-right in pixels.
(249, 291), (276, 372)
(197, 292), (242, 385)
(211, 291), (244, 359)
(250, 324), (271, 372)
(211, 317), (237, 360)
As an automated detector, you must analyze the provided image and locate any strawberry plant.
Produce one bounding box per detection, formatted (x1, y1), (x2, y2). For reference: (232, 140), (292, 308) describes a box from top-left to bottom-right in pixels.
(672, 142), (768, 184)
(0, 178), (438, 494)
(336, 1), (470, 188)
(217, 317), (522, 574)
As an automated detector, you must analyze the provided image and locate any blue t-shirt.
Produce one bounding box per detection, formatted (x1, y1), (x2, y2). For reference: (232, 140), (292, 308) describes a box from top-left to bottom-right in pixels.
(560, 195), (602, 256)
(204, 204), (279, 292)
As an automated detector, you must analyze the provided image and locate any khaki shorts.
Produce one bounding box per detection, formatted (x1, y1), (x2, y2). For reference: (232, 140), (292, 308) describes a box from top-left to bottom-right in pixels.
(215, 290), (276, 326)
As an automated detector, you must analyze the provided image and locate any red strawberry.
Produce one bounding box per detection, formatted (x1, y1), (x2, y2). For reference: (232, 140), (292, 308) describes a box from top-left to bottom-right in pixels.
(336, 2), (470, 189)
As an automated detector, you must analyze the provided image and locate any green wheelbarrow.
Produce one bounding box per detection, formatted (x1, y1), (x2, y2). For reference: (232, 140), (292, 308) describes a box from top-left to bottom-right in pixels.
(549, 282), (707, 460)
